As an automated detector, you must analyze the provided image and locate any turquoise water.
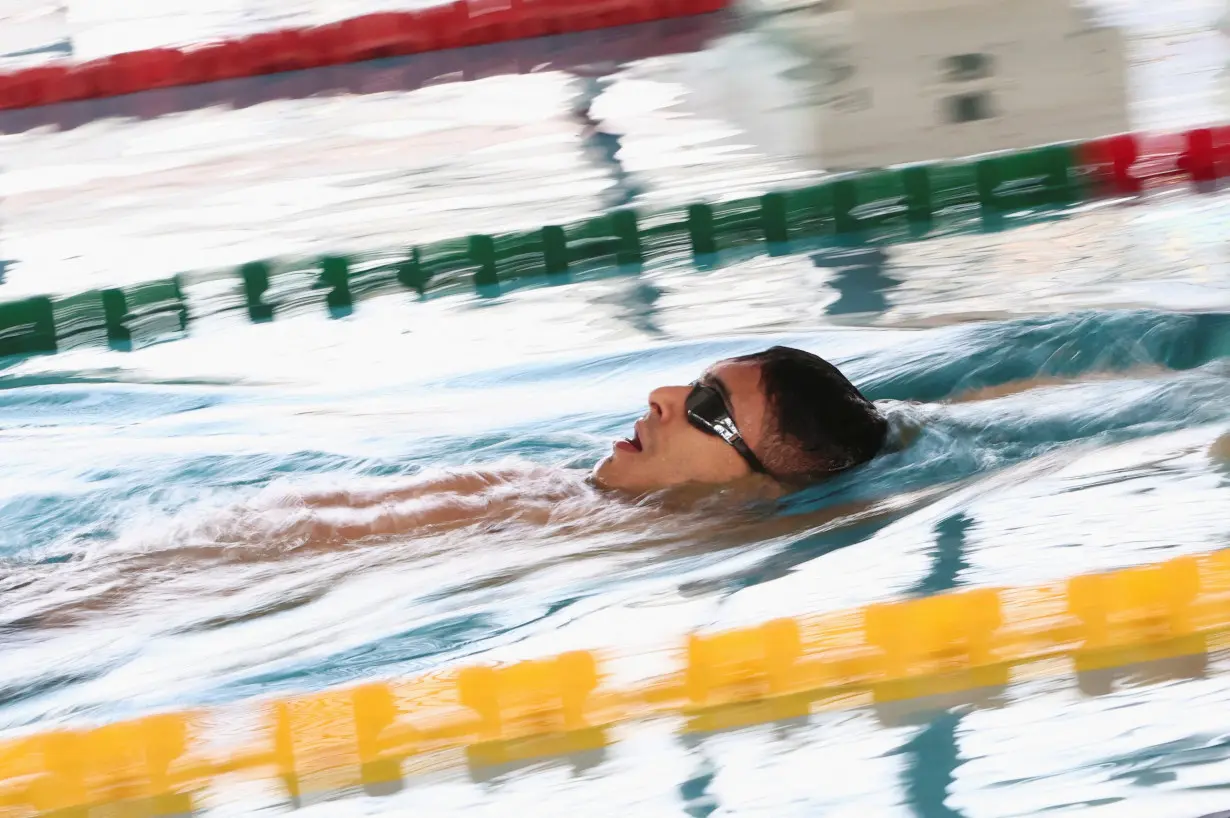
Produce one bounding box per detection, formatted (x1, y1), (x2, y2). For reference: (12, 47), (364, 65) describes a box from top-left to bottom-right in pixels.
(2, 192), (1230, 815)
(2, 0), (1230, 815)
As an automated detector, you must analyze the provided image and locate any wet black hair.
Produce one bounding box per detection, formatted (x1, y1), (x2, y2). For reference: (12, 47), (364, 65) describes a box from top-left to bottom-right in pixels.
(734, 345), (887, 484)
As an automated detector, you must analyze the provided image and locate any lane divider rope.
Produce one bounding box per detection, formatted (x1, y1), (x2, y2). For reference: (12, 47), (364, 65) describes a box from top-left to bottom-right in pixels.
(1, 128), (1226, 361)
(1, 549), (1228, 814)
(0, 0), (729, 111)
(0, 15), (728, 136)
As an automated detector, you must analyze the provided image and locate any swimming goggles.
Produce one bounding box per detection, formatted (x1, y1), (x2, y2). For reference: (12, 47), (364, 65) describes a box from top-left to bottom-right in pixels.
(685, 382), (769, 476)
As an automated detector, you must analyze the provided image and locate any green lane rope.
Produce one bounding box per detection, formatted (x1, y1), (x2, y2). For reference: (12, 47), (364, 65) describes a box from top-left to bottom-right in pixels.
(0, 138), (1217, 360)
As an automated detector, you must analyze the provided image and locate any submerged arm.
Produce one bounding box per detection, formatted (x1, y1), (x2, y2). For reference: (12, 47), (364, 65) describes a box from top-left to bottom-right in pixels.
(293, 468), (537, 509)
(285, 465), (577, 541)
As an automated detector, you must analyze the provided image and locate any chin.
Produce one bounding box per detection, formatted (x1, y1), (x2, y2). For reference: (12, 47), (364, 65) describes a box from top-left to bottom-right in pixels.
(590, 454), (617, 489)
(591, 453), (648, 494)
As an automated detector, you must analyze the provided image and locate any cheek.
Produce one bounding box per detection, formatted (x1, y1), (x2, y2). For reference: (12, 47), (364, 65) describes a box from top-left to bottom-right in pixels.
(657, 430), (736, 480)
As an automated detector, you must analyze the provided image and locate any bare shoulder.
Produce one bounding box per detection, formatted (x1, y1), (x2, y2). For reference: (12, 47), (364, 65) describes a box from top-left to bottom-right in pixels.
(266, 463), (600, 542)
(290, 463), (567, 509)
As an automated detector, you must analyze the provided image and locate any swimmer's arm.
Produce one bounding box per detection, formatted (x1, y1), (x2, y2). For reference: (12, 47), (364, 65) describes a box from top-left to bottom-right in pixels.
(292, 467), (547, 509)
(947, 366), (1165, 403)
(289, 466), (562, 540)
(305, 492), (526, 541)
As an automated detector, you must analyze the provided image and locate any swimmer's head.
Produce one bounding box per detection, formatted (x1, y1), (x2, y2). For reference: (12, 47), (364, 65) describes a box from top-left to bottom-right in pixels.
(592, 346), (887, 496)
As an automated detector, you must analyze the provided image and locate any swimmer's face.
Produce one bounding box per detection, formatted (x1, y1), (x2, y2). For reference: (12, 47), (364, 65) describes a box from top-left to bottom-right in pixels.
(592, 359), (773, 495)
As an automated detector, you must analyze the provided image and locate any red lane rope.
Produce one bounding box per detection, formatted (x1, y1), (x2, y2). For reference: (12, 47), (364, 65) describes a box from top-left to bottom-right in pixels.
(0, 0), (728, 111)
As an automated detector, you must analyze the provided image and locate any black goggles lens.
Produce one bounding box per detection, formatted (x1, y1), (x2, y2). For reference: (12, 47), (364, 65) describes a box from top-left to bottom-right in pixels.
(684, 383), (729, 427)
(684, 383), (768, 475)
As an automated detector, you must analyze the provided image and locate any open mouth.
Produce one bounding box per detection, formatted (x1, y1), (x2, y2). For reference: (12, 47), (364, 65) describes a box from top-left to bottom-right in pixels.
(616, 428), (644, 453)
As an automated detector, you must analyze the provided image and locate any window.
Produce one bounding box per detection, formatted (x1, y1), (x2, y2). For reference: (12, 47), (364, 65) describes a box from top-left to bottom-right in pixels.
(945, 92), (995, 123)
(942, 53), (994, 81)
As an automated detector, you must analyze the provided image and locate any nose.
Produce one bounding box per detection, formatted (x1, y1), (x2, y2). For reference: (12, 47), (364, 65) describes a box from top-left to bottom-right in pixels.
(648, 384), (690, 425)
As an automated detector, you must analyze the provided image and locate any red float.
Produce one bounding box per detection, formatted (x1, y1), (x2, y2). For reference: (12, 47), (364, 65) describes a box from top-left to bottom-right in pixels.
(1182, 128), (1216, 184)
(1213, 125), (1230, 181)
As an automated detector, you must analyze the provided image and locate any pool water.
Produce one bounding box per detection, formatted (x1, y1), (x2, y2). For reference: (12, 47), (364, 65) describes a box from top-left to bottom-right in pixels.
(1, 200), (1229, 816)
(2, 0), (1230, 816)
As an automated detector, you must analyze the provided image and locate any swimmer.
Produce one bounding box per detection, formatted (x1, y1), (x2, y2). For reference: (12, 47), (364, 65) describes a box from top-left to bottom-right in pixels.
(288, 346), (888, 539)
(10, 348), (908, 631)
